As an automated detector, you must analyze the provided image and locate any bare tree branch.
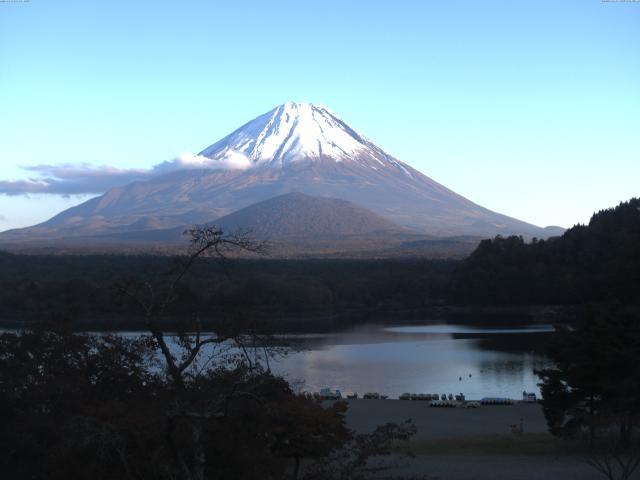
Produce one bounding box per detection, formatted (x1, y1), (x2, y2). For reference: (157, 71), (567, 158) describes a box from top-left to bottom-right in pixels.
(113, 225), (269, 480)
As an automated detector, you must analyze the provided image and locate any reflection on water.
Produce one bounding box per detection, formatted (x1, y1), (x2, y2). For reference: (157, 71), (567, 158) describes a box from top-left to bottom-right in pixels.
(269, 323), (553, 399)
(77, 322), (554, 400)
(384, 324), (555, 334)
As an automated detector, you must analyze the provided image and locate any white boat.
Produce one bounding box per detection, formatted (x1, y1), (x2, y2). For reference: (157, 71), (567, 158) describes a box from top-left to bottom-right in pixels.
(480, 397), (514, 405)
(319, 388), (342, 400)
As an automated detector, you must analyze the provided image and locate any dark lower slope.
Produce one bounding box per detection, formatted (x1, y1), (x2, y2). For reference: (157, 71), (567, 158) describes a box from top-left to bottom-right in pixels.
(213, 192), (404, 238)
(450, 198), (640, 305)
(0, 160), (563, 241)
(0, 193), (479, 259)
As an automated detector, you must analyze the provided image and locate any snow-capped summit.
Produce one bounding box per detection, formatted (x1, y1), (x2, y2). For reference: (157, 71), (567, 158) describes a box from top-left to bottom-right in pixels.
(199, 102), (404, 171)
(0, 102), (565, 243)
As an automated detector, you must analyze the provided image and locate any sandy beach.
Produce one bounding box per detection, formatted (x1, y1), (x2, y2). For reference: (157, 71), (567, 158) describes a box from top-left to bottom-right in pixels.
(343, 399), (608, 480)
(344, 399), (548, 440)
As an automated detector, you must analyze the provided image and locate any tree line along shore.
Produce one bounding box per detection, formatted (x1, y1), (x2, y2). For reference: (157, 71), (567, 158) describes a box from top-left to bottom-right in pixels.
(1, 198), (638, 332)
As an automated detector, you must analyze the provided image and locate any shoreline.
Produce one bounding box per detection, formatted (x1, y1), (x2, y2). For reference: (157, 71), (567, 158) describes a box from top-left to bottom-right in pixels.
(343, 399), (549, 440)
(0, 304), (575, 333)
(342, 399), (600, 479)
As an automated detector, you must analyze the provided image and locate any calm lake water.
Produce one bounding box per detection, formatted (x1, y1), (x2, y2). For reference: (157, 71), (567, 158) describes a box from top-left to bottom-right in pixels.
(268, 323), (554, 400)
(10, 321), (553, 400)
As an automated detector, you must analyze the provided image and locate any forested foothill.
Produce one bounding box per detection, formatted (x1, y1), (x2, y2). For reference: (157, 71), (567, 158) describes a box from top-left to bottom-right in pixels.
(450, 198), (640, 308)
(0, 254), (454, 331)
(0, 199), (639, 331)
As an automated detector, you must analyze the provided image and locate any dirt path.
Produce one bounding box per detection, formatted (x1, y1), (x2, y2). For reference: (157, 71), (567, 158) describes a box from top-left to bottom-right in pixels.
(344, 399), (548, 440)
(372, 453), (605, 480)
(343, 400), (620, 479)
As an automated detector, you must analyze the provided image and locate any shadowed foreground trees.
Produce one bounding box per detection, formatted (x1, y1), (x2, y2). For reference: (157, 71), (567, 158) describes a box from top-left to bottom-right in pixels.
(536, 307), (640, 480)
(0, 226), (417, 479)
(0, 327), (417, 480)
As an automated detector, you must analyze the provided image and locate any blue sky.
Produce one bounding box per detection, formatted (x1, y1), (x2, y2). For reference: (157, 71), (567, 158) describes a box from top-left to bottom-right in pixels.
(1, 0), (638, 231)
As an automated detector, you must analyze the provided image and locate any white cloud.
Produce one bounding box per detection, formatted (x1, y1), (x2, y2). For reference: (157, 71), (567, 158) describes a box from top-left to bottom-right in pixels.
(152, 151), (252, 174)
(0, 152), (253, 196)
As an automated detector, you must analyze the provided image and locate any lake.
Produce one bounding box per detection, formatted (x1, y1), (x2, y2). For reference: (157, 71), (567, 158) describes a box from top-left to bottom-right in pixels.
(268, 322), (554, 400)
(35, 320), (554, 401)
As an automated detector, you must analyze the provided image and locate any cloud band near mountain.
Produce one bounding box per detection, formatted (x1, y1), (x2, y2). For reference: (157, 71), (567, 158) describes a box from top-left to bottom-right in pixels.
(0, 153), (251, 196)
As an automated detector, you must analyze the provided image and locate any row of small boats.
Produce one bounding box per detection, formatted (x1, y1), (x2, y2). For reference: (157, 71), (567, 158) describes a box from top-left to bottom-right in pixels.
(430, 400), (481, 408)
(312, 388), (534, 404)
(399, 392), (466, 402)
(481, 397), (515, 405)
(312, 389), (390, 400)
(347, 392), (388, 400)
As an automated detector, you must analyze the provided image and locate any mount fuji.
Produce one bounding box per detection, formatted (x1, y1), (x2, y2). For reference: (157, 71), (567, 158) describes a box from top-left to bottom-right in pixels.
(1, 102), (563, 245)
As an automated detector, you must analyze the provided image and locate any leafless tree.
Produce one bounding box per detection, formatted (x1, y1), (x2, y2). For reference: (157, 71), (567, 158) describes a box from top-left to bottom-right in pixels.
(584, 427), (640, 480)
(119, 225), (280, 480)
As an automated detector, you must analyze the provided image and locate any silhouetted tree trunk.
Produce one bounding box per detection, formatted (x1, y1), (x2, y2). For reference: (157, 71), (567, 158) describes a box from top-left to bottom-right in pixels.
(120, 225), (266, 480)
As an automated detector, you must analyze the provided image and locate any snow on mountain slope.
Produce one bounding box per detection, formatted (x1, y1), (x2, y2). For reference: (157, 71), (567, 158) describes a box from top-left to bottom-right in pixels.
(0, 102), (563, 243)
(199, 102), (406, 171)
